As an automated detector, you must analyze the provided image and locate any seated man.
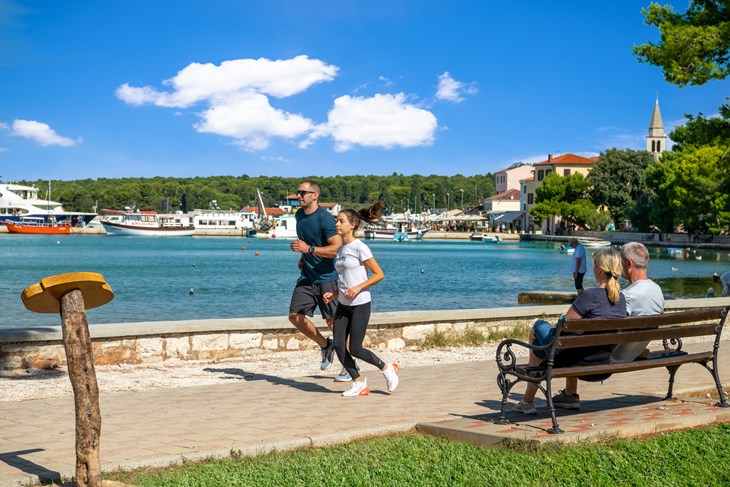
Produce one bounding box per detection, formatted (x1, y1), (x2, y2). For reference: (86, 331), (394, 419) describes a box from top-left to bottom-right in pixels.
(713, 271), (730, 297)
(610, 242), (665, 364)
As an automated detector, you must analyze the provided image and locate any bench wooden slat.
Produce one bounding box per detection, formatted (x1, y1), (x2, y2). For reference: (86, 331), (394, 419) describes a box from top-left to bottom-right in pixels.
(551, 351), (714, 378)
(557, 323), (718, 349)
(562, 307), (726, 333)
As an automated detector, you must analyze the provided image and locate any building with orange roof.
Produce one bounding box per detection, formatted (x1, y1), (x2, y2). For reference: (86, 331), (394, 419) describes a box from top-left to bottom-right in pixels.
(520, 153), (599, 233)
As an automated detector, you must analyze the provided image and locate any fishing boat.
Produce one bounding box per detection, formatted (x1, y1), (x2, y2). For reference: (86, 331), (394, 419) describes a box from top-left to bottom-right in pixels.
(192, 208), (258, 236)
(469, 232), (502, 243)
(101, 209), (195, 236)
(0, 182), (95, 225)
(4, 217), (72, 235)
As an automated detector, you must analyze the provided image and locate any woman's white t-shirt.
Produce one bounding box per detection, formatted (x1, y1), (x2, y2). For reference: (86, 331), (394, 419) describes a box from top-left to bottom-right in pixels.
(334, 239), (373, 306)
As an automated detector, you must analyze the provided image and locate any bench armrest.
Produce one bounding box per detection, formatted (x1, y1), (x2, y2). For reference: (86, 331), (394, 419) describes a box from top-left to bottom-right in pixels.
(496, 338), (552, 372)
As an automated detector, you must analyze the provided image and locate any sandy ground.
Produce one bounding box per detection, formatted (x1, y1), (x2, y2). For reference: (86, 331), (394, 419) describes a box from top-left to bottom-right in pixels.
(0, 345), (501, 403)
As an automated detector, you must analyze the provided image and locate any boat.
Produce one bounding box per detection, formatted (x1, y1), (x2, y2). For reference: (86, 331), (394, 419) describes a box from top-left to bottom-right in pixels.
(579, 239), (612, 248)
(0, 182), (95, 225)
(100, 209), (195, 236)
(4, 217), (72, 234)
(559, 244), (574, 254)
(193, 208), (258, 236)
(469, 232), (502, 242)
(267, 214), (298, 239)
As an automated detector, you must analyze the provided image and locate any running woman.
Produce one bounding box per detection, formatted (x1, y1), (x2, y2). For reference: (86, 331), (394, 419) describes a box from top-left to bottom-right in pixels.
(323, 201), (399, 397)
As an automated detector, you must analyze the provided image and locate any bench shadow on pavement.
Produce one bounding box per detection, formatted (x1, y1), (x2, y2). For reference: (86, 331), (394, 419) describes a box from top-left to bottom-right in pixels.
(0, 449), (60, 484)
(202, 367), (338, 394)
(455, 393), (668, 425)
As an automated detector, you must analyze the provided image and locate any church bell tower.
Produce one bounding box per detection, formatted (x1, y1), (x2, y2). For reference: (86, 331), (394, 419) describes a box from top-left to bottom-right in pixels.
(646, 99), (666, 159)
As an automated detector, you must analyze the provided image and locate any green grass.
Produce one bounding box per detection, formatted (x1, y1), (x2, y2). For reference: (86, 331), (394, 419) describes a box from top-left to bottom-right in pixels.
(105, 426), (730, 486)
(421, 324), (531, 349)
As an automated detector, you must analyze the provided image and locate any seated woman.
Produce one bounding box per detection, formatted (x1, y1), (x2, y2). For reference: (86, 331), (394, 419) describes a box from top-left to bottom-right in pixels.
(514, 248), (627, 414)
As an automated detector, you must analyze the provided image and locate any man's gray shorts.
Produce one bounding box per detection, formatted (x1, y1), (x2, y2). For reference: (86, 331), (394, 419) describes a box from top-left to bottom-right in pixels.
(289, 280), (338, 320)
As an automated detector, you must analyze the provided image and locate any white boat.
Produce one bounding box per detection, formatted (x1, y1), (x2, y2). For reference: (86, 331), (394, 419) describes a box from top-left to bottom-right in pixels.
(267, 214), (298, 239)
(101, 209), (195, 236)
(364, 225), (429, 241)
(193, 209), (258, 236)
(469, 232), (502, 243)
(580, 239), (612, 248)
(0, 182), (95, 225)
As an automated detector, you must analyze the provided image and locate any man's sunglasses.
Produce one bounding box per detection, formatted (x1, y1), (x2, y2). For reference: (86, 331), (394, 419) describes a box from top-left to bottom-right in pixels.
(296, 190), (316, 196)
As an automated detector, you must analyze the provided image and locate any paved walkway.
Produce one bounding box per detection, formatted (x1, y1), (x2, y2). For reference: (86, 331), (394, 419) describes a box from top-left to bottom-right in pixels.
(1, 341), (729, 486)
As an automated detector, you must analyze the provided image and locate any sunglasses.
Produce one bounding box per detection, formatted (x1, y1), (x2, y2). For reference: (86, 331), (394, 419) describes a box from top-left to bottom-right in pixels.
(296, 190), (316, 196)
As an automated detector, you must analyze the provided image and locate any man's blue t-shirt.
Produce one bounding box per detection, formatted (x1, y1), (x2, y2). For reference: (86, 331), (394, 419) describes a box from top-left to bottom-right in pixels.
(296, 206), (338, 283)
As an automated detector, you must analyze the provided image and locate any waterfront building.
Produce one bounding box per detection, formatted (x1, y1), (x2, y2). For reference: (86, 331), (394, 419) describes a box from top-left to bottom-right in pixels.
(494, 162), (534, 193)
(484, 189), (522, 231)
(520, 153), (599, 233)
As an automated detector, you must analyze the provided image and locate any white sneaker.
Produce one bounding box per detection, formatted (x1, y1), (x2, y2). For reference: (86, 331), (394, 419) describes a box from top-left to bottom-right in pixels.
(382, 363), (399, 393)
(342, 379), (370, 397)
(334, 367), (352, 382)
(512, 399), (537, 415)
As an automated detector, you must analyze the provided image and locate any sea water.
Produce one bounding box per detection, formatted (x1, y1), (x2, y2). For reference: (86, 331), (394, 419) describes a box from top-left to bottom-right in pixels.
(0, 234), (727, 330)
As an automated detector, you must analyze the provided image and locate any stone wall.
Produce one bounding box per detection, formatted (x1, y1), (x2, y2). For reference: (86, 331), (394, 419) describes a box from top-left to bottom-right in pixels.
(1, 298), (727, 370)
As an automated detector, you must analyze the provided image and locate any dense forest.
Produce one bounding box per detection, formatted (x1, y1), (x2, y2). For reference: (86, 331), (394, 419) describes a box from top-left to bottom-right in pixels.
(16, 173), (496, 215)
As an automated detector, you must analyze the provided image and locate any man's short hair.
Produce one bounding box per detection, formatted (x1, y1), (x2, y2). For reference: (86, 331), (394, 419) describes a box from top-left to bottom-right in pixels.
(569, 238), (578, 245)
(301, 180), (321, 195)
(621, 242), (649, 269)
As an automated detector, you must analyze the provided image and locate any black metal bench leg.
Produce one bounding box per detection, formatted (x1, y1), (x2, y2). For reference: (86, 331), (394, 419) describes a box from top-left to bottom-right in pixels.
(665, 365), (680, 400)
(545, 380), (563, 434)
(495, 373), (513, 425)
(711, 358), (730, 408)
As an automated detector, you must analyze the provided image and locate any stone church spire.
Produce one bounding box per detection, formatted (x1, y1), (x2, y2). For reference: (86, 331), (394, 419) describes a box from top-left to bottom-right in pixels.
(646, 98), (666, 159)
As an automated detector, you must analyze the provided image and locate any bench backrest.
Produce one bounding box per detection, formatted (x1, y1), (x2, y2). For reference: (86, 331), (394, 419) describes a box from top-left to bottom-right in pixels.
(555, 306), (728, 350)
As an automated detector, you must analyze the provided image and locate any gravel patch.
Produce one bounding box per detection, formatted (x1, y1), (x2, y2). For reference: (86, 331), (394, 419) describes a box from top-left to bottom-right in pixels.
(0, 345), (503, 403)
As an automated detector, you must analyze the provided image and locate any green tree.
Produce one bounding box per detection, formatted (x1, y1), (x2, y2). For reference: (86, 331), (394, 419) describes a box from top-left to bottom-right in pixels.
(530, 173), (606, 229)
(634, 0), (730, 86)
(589, 148), (656, 225)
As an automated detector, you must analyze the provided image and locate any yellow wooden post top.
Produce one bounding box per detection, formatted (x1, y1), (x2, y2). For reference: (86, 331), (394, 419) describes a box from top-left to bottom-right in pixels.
(21, 272), (114, 314)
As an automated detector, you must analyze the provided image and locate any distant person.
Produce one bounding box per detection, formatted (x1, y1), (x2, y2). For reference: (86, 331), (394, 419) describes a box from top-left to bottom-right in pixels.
(569, 238), (587, 296)
(514, 248), (626, 415)
(610, 242), (664, 364)
(323, 201), (399, 397)
(713, 271), (730, 297)
(288, 180), (342, 370)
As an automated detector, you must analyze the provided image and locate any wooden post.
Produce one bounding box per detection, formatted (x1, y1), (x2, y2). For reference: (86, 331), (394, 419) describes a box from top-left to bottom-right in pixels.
(21, 272), (114, 487)
(61, 288), (102, 486)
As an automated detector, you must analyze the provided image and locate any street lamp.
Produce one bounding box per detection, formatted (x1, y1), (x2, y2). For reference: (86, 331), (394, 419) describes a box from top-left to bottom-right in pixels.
(432, 193), (436, 212)
(460, 189), (464, 210)
(447, 192), (450, 210)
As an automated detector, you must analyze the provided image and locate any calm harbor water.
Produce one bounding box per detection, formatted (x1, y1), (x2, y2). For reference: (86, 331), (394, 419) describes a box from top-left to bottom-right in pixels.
(1, 235), (728, 330)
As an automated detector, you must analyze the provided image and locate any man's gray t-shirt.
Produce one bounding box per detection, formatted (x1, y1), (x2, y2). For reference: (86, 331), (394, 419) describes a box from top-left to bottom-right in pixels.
(610, 279), (665, 363)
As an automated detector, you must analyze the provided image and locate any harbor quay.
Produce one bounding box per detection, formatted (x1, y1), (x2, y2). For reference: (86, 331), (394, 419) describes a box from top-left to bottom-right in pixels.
(0, 298), (729, 486)
(1, 297), (727, 370)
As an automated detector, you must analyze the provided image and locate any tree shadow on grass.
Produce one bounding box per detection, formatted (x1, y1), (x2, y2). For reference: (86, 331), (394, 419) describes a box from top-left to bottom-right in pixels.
(202, 367), (338, 394)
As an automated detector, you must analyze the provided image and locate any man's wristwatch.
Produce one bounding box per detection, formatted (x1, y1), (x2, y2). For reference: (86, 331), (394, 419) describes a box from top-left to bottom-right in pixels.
(308, 245), (315, 254)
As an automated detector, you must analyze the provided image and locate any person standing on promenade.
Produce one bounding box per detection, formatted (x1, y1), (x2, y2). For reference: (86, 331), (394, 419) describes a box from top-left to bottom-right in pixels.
(289, 181), (342, 370)
(514, 248), (626, 414)
(569, 238), (587, 296)
(713, 271), (730, 297)
(610, 242), (665, 364)
(322, 202), (399, 397)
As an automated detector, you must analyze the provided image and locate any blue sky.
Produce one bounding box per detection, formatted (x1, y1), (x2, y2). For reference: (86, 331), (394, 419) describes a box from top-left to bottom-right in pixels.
(0, 0), (725, 181)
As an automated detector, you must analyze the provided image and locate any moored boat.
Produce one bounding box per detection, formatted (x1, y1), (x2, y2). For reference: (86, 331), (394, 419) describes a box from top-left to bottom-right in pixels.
(267, 214), (298, 239)
(4, 217), (72, 235)
(0, 182), (95, 225)
(101, 209), (195, 236)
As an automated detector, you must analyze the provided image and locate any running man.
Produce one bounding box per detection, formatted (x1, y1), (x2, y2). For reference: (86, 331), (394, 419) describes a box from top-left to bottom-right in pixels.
(288, 181), (342, 370)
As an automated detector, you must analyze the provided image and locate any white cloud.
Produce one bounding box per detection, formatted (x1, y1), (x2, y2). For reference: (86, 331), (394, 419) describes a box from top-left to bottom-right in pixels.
(117, 55), (338, 150)
(435, 72), (477, 103)
(310, 93), (437, 152)
(10, 120), (79, 147)
(0, 147), (8, 152)
(0, 122), (8, 131)
(195, 92), (314, 151)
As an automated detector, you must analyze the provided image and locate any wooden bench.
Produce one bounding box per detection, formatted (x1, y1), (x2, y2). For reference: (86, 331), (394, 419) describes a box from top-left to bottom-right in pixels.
(495, 306), (730, 434)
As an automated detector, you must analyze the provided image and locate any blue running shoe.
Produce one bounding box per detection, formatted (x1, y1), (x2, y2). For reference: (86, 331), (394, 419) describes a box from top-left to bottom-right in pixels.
(320, 338), (335, 371)
(334, 367), (352, 382)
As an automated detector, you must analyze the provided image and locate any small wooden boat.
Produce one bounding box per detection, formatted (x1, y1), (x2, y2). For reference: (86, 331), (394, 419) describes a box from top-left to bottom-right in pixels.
(4, 217), (72, 235)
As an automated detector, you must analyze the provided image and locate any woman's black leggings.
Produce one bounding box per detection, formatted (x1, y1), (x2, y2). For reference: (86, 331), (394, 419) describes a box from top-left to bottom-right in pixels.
(333, 302), (385, 380)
